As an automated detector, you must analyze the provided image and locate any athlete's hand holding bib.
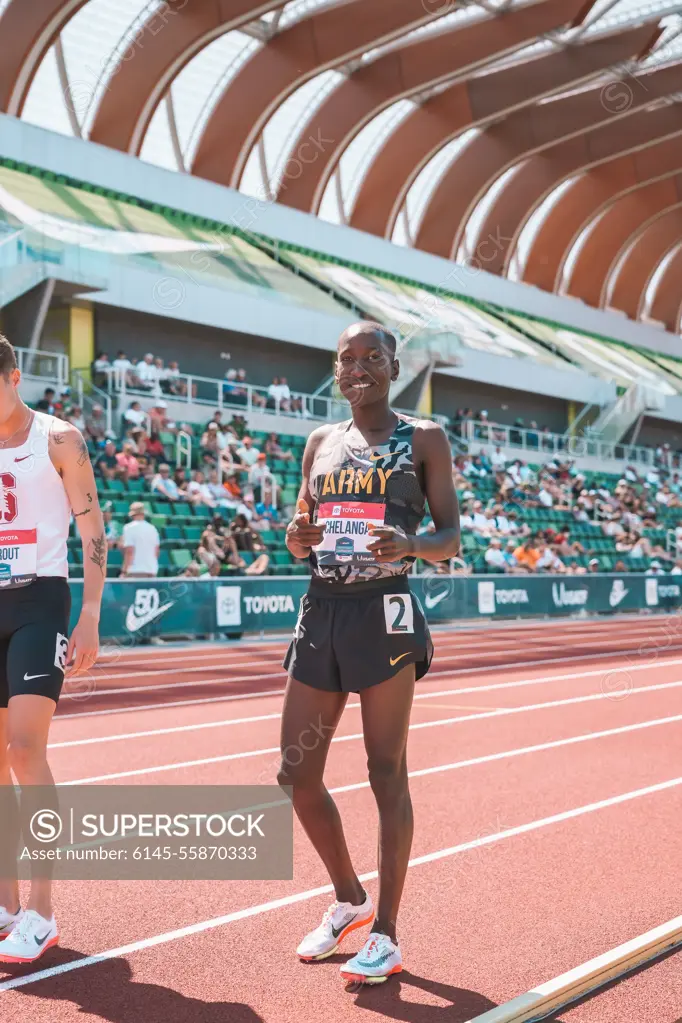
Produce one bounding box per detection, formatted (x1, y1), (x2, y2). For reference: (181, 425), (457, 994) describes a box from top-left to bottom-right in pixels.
(366, 524), (414, 563)
(286, 499), (325, 559)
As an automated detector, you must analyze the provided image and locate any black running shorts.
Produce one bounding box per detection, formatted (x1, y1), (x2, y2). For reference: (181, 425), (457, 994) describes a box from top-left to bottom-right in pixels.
(0, 577), (71, 707)
(283, 575), (433, 693)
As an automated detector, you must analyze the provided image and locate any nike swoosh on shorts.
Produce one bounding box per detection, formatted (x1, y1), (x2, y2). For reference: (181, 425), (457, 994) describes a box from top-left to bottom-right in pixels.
(24, 673), (49, 681)
(389, 652), (411, 666)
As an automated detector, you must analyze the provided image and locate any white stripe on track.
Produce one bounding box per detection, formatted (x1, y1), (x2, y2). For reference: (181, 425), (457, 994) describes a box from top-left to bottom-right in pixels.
(54, 647), (682, 721)
(84, 629), (682, 685)
(47, 662), (682, 749)
(3, 772), (682, 992)
(59, 677), (682, 784)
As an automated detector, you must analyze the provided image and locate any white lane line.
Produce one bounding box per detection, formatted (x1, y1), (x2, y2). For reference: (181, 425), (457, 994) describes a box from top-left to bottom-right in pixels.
(50, 656), (682, 747)
(83, 631), (680, 686)
(59, 643), (682, 705)
(4, 772), (682, 993)
(53, 645), (682, 723)
(59, 678), (682, 784)
(330, 712), (682, 794)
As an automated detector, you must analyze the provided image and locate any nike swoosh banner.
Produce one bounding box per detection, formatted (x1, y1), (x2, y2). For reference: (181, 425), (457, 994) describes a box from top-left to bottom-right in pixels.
(65, 574), (671, 641)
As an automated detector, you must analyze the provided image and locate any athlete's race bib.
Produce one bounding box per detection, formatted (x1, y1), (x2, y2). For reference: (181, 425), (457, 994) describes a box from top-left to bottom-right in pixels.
(314, 501), (386, 566)
(0, 528), (37, 588)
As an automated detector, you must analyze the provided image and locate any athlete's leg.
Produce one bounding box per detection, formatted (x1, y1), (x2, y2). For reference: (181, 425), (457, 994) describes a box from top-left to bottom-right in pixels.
(359, 664), (416, 942)
(0, 706), (20, 914)
(277, 678), (364, 905)
(6, 694), (57, 919)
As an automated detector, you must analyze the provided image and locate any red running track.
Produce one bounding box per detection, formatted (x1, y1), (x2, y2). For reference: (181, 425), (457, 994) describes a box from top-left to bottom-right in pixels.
(2, 614), (682, 1022)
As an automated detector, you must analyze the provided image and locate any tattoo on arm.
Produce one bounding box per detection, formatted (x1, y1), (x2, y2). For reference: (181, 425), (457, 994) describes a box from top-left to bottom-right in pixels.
(52, 433), (65, 446)
(77, 437), (90, 467)
(74, 508), (91, 518)
(87, 492), (93, 503)
(89, 533), (106, 575)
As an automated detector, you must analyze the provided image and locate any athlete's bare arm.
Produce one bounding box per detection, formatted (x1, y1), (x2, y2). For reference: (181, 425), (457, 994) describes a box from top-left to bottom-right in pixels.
(49, 421), (105, 673)
(368, 421), (460, 564)
(285, 425), (332, 560)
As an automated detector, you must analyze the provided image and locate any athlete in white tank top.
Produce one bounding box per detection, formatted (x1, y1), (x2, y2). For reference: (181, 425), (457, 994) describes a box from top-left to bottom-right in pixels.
(0, 334), (107, 965)
(0, 411), (71, 583)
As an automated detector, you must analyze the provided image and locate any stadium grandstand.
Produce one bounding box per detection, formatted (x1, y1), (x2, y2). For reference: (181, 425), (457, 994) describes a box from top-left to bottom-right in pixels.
(3, 1), (682, 1019)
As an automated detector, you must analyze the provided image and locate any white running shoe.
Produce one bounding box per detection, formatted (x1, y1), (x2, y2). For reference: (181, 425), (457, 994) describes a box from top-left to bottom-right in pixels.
(0, 906), (23, 941)
(297, 892), (374, 961)
(0, 909), (59, 963)
(340, 932), (402, 984)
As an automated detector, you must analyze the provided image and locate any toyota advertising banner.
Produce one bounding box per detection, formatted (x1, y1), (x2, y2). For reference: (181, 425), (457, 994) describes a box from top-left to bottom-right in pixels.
(67, 574), (682, 640)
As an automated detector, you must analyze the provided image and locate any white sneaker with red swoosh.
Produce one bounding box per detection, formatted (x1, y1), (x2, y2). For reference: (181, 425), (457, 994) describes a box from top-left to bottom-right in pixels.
(0, 909), (58, 963)
(0, 906), (23, 941)
(340, 933), (402, 984)
(296, 893), (373, 961)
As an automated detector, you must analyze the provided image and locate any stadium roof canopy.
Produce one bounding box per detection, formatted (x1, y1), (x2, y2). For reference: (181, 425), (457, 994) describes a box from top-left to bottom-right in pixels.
(1, 0), (682, 323)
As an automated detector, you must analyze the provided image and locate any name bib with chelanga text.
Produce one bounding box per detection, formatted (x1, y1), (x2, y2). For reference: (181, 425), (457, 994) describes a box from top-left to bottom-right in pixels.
(314, 502), (385, 566)
(0, 528), (38, 588)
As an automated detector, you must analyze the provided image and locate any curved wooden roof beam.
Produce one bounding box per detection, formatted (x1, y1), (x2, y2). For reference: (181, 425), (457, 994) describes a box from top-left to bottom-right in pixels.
(607, 207), (682, 319)
(466, 73), (682, 277)
(274, 0), (591, 217)
(191, 0), (443, 189)
(564, 177), (682, 307)
(413, 20), (663, 259)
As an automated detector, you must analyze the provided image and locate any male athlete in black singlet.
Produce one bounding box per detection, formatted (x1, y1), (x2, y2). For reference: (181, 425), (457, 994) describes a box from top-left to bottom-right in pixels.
(281, 322), (459, 984)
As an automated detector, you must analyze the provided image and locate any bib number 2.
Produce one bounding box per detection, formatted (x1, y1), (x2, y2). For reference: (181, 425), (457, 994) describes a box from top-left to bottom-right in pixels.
(383, 594), (414, 634)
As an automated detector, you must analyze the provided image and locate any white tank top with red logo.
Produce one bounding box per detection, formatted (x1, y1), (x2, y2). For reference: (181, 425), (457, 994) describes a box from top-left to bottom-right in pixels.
(0, 411), (70, 587)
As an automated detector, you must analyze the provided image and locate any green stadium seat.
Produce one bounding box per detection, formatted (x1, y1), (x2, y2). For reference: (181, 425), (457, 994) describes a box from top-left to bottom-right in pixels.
(149, 515), (167, 530)
(170, 549), (192, 570)
(182, 526), (203, 543)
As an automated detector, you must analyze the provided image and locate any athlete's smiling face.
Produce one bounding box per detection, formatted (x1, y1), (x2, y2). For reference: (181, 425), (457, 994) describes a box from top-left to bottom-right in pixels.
(335, 324), (399, 407)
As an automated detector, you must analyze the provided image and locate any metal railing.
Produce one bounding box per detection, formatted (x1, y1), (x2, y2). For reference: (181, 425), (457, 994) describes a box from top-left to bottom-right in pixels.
(72, 368), (113, 435)
(460, 419), (679, 471)
(16, 345), (69, 388)
(103, 365), (450, 428)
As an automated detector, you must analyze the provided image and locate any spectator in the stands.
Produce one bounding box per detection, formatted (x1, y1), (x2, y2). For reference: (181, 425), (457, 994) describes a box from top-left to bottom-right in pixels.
(195, 524), (246, 576)
(264, 431), (294, 462)
(536, 541), (565, 574)
(513, 538), (541, 573)
(248, 452), (271, 496)
(267, 376), (291, 411)
(92, 351), (111, 388)
(253, 484), (283, 531)
(186, 470), (216, 508)
(121, 502), (159, 579)
(588, 558), (600, 573)
(222, 472), (242, 503)
(237, 435), (260, 468)
(144, 432), (166, 468)
(67, 404), (86, 433)
(670, 558), (682, 575)
(115, 441), (141, 482)
(484, 537), (507, 572)
(152, 463), (185, 502)
(148, 400), (176, 435)
(228, 413), (247, 439)
(646, 560), (665, 576)
(36, 387), (57, 414)
(112, 350), (135, 387)
(460, 500), (488, 533)
(164, 360), (183, 396)
(614, 560), (628, 573)
(124, 400), (147, 431)
(95, 440), (118, 481)
(204, 470), (238, 511)
(229, 514), (270, 575)
(223, 368), (243, 404)
(135, 353), (159, 392)
(490, 445), (506, 472)
(85, 404), (108, 446)
(289, 395), (308, 417)
(235, 368), (266, 408)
